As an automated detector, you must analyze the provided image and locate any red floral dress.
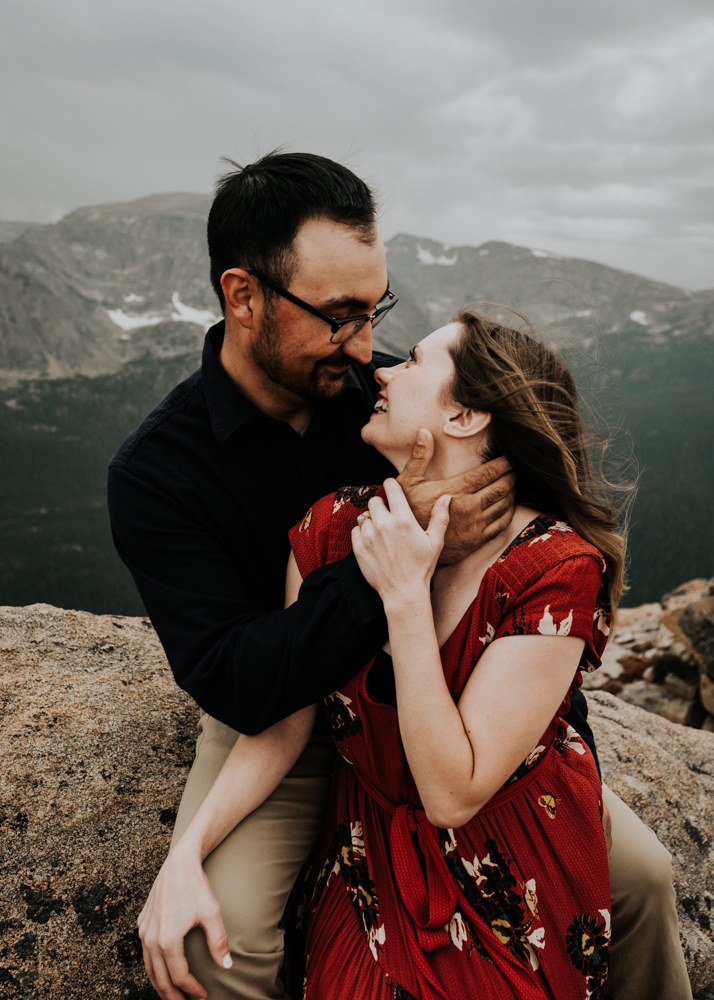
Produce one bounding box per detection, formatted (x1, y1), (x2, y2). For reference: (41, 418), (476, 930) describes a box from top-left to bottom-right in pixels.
(285, 486), (612, 1000)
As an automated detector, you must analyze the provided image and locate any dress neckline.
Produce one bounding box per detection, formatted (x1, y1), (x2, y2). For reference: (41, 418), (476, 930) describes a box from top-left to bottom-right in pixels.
(436, 513), (555, 655)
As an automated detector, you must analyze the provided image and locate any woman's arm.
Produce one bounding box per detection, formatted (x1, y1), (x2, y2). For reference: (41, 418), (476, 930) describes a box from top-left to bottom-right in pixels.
(139, 550), (316, 1000)
(353, 479), (584, 829)
(387, 613), (582, 827)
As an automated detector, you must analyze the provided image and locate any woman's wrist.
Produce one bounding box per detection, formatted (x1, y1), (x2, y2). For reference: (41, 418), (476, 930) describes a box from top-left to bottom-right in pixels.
(169, 828), (210, 866)
(382, 588), (432, 618)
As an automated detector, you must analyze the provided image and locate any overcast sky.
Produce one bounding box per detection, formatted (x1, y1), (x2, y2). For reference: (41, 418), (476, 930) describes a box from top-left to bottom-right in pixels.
(1, 0), (713, 288)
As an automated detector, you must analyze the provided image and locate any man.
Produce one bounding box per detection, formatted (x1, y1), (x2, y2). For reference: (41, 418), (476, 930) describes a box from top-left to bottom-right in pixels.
(108, 152), (691, 1000)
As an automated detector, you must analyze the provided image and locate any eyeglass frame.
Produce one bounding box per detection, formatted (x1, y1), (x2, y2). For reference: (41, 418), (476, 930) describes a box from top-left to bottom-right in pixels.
(243, 267), (398, 343)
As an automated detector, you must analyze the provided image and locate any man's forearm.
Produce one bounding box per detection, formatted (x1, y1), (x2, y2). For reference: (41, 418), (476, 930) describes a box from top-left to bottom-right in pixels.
(124, 546), (387, 734)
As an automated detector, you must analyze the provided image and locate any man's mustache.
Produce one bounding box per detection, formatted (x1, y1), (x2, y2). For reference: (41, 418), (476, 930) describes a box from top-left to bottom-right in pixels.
(315, 348), (351, 370)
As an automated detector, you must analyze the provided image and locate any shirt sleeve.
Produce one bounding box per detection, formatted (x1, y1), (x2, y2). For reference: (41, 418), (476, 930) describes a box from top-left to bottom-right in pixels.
(495, 554), (609, 671)
(107, 464), (387, 735)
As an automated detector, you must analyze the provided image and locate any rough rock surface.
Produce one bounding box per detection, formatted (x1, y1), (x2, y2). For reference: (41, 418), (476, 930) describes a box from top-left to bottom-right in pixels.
(582, 577), (714, 731)
(2, 604), (714, 996)
(0, 603), (198, 998)
(587, 691), (714, 994)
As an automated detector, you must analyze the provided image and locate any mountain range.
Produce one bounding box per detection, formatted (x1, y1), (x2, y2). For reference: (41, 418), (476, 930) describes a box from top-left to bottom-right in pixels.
(0, 194), (712, 613)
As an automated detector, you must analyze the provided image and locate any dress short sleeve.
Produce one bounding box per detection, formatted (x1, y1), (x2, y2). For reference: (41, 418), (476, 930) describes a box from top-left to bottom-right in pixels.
(288, 494), (336, 579)
(289, 485), (385, 580)
(495, 554), (610, 672)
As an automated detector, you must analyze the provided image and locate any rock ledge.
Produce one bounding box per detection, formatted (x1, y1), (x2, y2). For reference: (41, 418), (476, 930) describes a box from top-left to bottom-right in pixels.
(1, 604), (713, 995)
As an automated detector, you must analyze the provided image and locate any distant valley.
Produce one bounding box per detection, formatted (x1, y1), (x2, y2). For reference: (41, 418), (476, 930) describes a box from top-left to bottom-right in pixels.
(0, 195), (712, 612)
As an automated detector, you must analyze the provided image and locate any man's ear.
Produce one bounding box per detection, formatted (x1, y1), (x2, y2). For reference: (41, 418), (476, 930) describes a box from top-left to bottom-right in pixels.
(443, 408), (492, 439)
(220, 269), (262, 329)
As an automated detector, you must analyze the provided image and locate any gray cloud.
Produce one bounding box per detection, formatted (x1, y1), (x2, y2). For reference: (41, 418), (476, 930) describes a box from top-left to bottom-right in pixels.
(0, 0), (712, 287)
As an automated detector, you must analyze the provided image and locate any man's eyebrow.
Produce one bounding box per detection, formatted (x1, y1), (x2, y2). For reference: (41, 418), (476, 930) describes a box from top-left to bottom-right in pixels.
(320, 294), (370, 312)
(321, 283), (390, 313)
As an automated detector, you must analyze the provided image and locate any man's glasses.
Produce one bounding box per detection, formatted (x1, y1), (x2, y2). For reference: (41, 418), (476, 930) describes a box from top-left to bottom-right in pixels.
(245, 268), (398, 345)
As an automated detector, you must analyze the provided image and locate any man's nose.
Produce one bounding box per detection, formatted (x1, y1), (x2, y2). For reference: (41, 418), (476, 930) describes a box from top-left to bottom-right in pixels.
(341, 324), (373, 366)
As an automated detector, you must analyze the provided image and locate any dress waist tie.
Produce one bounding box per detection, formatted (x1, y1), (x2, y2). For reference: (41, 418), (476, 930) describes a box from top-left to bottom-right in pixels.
(350, 726), (559, 957)
(389, 804), (457, 952)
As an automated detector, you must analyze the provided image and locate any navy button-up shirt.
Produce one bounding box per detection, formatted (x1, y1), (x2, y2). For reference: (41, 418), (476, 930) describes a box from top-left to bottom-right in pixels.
(108, 323), (397, 733)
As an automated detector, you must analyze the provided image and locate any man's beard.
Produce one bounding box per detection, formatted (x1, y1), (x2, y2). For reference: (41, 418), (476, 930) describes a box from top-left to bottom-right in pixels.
(249, 310), (351, 403)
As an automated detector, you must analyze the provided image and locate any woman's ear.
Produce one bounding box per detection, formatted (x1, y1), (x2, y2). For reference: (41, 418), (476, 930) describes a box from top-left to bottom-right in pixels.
(443, 408), (492, 439)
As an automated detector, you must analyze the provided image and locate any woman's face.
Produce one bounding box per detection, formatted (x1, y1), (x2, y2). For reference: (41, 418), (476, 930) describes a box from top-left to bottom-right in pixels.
(362, 322), (463, 469)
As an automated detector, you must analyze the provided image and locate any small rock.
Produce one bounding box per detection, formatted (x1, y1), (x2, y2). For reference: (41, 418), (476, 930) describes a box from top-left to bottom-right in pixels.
(617, 675), (698, 725)
(702, 676), (714, 717)
(662, 579), (714, 613)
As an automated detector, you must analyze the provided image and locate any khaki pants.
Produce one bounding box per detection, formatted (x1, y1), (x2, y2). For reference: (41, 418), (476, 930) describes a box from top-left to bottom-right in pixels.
(172, 715), (692, 1000)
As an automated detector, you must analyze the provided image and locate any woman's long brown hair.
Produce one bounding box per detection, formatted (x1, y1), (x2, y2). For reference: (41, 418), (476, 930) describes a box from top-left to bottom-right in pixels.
(447, 305), (630, 610)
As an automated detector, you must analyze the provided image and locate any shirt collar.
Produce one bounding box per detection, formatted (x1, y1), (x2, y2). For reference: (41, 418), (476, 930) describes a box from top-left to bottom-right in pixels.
(202, 321), (364, 447)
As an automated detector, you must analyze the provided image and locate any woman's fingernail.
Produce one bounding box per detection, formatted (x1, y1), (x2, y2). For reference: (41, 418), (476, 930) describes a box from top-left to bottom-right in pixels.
(445, 495), (452, 507)
(223, 954), (233, 969)
(417, 429), (427, 445)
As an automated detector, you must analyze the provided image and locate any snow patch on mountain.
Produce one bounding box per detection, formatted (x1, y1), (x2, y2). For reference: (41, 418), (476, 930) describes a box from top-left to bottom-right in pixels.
(416, 243), (458, 266)
(107, 309), (163, 331)
(169, 292), (219, 331)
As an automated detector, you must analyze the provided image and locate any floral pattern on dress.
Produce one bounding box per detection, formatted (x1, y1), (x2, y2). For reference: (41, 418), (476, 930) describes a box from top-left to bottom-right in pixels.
(538, 793), (558, 819)
(537, 605), (574, 636)
(324, 690), (364, 740)
(448, 906), (491, 962)
(553, 721), (586, 756)
(495, 514), (571, 563)
(309, 820), (386, 962)
(332, 484), (381, 515)
(502, 741), (547, 787)
(593, 604), (611, 637)
(391, 984), (419, 1000)
(565, 909), (611, 999)
(439, 832), (547, 972)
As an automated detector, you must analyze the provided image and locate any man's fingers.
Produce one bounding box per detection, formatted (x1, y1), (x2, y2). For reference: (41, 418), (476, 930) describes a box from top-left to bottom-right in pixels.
(463, 466), (516, 501)
(481, 484), (516, 520)
(480, 498), (516, 544)
(602, 799), (613, 854)
(396, 429), (434, 486)
(434, 463), (515, 502)
(463, 455), (513, 493)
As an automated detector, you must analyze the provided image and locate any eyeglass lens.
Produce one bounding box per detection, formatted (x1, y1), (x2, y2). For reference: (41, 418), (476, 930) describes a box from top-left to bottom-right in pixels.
(330, 301), (394, 344)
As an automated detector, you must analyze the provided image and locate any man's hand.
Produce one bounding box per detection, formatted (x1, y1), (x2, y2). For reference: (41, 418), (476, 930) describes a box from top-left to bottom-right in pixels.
(602, 797), (613, 854)
(138, 844), (231, 1000)
(397, 429), (516, 566)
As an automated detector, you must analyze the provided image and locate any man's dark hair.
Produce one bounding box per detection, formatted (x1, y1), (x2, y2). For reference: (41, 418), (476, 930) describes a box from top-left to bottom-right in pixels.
(207, 151), (378, 311)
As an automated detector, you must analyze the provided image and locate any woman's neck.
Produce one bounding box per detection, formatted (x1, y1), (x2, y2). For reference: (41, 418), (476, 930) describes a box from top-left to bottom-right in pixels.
(395, 437), (487, 484)
(429, 506), (539, 648)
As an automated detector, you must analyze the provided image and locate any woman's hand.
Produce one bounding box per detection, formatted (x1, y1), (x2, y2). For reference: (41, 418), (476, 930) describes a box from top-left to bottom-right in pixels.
(138, 843), (231, 1000)
(351, 478), (450, 610)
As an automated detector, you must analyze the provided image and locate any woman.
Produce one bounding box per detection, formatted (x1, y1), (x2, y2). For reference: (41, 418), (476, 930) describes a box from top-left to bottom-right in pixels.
(141, 308), (622, 1000)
